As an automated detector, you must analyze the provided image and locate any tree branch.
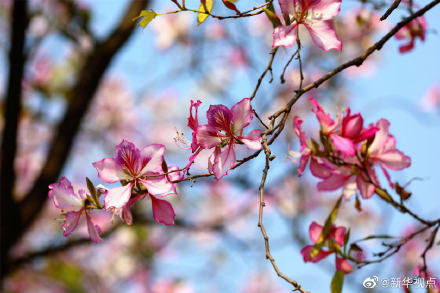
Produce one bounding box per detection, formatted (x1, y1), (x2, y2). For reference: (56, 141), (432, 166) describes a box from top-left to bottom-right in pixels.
(0, 0), (29, 279)
(1, 0), (149, 278)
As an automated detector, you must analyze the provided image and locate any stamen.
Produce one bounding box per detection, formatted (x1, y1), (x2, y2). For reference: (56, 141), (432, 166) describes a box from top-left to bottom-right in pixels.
(173, 127), (191, 150)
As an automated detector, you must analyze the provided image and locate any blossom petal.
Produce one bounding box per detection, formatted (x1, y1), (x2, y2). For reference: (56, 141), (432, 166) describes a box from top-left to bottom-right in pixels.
(331, 134), (356, 156)
(239, 129), (262, 150)
(231, 98), (253, 131)
(373, 149), (411, 170)
(62, 210), (82, 237)
(310, 98), (336, 132)
(309, 221), (323, 243)
(93, 158), (128, 183)
(293, 116), (308, 147)
(309, 0), (342, 20)
(139, 144), (165, 175)
(48, 177), (83, 210)
(317, 174), (350, 191)
(298, 151), (311, 177)
(310, 157), (334, 179)
(150, 195), (175, 225)
(139, 176), (177, 197)
(208, 148), (218, 173)
(332, 226), (346, 246)
(104, 183), (133, 209)
(86, 212), (103, 243)
(196, 125), (221, 149)
(207, 104), (232, 131)
(335, 256), (353, 274)
(273, 24), (297, 48)
(304, 20), (342, 51)
(301, 245), (332, 263)
(356, 176), (375, 199)
(279, 0), (295, 15)
(368, 119), (390, 155)
(213, 143), (236, 180)
(355, 125), (378, 143)
(342, 111), (363, 138)
(114, 140), (141, 175)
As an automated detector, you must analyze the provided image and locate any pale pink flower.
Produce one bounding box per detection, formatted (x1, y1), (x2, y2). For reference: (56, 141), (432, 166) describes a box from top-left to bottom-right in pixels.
(301, 221), (352, 273)
(48, 177), (103, 242)
(93, 140), (179, 225)
(196, 98), (262, 180)
(394, 16), (427, 53)
(273, 0), (342, 51)
(421, 84), (440, 111)
(150, 13), (192, 50)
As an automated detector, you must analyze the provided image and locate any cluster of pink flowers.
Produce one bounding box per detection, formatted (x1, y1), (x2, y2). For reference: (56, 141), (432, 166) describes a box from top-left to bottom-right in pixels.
(49, 98), (261, 241)
(292, 98), (411, 199)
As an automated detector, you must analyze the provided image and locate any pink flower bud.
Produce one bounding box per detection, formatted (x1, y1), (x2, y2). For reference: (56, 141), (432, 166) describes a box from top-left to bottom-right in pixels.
(342, 113), (363, 138)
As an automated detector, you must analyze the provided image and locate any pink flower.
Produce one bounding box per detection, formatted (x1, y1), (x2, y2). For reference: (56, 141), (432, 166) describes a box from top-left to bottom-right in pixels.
(273, 0), (342, 51)
(394, 16), (427, 53)
(421, 84), (440, 111)
(367, 119), (411, 187)
(196, 98), (262, 180)
(310, 98), (377, 156)
(300, 221), (352, 273)
(48, 177), (103, 242)
(93, 140), (178, 225)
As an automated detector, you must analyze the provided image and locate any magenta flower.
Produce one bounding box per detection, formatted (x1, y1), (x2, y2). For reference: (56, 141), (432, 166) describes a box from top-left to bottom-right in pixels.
(93, 140), (178, 225)
(273, 0), (342, 51)
(196, 98), (262, 180)
(394, 16), (427, 53)
(48, 177), (103, 242)
(300, 221), (352, 273)
(310, 98), (377, 156)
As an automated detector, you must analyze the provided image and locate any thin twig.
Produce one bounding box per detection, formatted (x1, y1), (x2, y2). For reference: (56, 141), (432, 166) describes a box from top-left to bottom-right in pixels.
(258, 136), (309, 293)
(380, 0), (402, 20)
(280, 49), (298, 84)
(250, 47), (279, 101)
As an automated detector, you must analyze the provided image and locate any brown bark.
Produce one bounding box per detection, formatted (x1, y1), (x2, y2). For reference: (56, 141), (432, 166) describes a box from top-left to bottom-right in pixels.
(1, 0), (149, 279)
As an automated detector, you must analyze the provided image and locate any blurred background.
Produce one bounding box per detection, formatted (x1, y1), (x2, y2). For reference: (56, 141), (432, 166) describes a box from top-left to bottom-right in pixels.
(1, 0), (440, 292)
